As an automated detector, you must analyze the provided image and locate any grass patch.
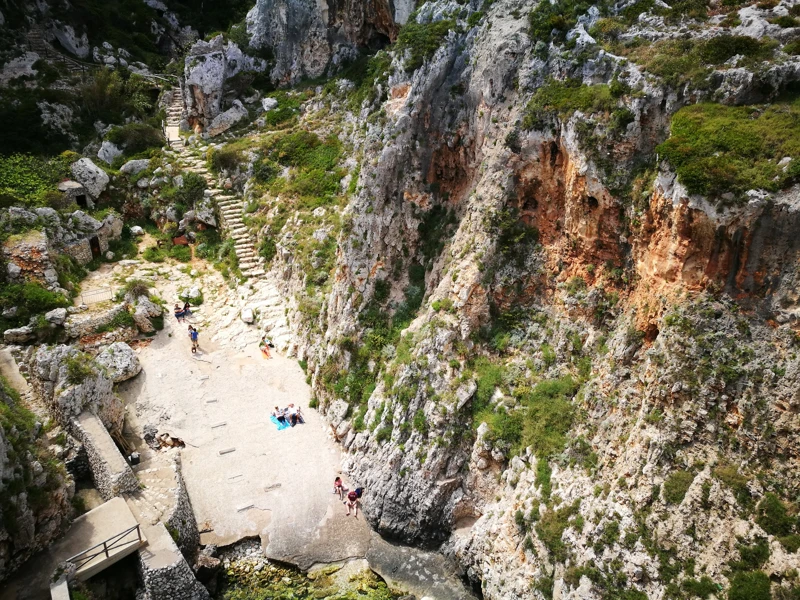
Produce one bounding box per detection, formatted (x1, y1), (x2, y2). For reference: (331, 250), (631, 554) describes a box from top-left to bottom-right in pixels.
(64, 352), (96, 385)
(535, 500), (581, 562)
(663, 470), (694, 504)
(0, 152), (75, 207)
(658, 98), (800, 202)
(396, 19), (456, 71)
(728, 571), (771, 600)
(523, 79), (615, 130)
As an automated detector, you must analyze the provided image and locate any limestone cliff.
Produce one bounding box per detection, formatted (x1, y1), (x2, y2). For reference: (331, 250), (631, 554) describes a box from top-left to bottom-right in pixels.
(246, 0), (408, 84)
(0, 378), (73, 582)
(237, 0), (800, 597)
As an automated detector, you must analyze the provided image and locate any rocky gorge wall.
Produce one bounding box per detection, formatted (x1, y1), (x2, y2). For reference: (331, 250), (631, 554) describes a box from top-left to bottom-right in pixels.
(238, 0), (800, 597)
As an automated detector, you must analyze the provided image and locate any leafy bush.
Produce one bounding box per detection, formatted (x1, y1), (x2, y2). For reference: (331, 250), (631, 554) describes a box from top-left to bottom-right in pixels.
(0, 153), (74, 206)
(80, 70), (154, 122)
(169, 245), (192, 263)
(663, 470), (694, 504)
(64, 353), (96, 385)
(755, 493), (795, 536)
(728, 571), (771, 600)
(0, 281), (70, 332)
(535, 500), (580, 562)
(209, 147), (244, 173)
(657, 99), (800, 201)
(396, 19), (456, 71)
(523, 79), (615, 130)
(143, 246), (166, 262)
(106, 123), (164, 155)
(262, 91), (302, 127)
(714, 464), (752, 507)
(521, 376), (579, 458)
(628, 36), (775, 89)
(96, 309), (136, 333)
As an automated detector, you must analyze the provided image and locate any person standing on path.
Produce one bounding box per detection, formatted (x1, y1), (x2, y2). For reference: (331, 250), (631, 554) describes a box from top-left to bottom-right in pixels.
(259, 335), (272, 359)
(188, 325), (199, 353)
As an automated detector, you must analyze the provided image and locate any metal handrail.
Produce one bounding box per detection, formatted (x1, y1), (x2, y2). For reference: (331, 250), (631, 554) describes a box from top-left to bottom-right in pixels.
(65, 523), (143, 570)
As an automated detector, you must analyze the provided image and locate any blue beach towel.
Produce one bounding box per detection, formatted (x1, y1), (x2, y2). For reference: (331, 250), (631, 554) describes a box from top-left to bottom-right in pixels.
(270, 415), (289, 431)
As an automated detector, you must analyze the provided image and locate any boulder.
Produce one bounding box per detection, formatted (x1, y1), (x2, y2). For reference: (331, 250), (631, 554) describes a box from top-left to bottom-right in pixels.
(95, 342), (142, 382)
(130, 225), (145, 236)
(195, 197), (217, 227)
(120, 159), (151, 175)
(45, 308), (68, 326)
(132, 307), (154, 333)
(51, 22), (90, 58)
(97, 141), (122, 165)
(261, 97), (278, 111)
(206, 100), (248, 136)
(32, 345), (124, 431)
(70, 158), (110, 199)
(3, 326), (34, 344)
(240, 307), (255, 324)
(184, 36), (227, 127)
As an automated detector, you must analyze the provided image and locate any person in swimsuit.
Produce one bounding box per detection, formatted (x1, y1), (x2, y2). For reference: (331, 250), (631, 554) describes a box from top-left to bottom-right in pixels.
(346, 489), (359, 517)
(333, 476), (346, 500)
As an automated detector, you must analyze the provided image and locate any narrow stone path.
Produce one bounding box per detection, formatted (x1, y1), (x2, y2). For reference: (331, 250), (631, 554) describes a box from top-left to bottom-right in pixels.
(163, 87), (266, 279)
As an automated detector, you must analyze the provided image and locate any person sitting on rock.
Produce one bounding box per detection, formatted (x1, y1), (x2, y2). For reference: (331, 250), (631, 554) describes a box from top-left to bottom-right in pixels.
(183, 301), (192, 317)
(333, 476), (346, 501)
(346, 489), (359, 517)
(287, 404), (301, 427)
(174, 304), (185, 322)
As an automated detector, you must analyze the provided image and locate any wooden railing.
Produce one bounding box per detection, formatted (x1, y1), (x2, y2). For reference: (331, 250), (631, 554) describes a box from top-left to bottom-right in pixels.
(65, 523), (143, 571)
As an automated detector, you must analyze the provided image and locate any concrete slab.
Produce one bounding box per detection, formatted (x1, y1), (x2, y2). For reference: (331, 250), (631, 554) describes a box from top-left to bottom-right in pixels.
(118, 312), (373, 567)
(0, 498), (146, 600)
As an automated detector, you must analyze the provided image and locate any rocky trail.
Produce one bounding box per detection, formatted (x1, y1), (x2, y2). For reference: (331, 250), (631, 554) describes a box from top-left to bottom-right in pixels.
(164, 88), (266, 280)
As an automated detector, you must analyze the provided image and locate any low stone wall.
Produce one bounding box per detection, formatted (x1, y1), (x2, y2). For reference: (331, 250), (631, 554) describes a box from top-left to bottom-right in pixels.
(165, 454), (200, 560)
(70, 412), (138, 500)
(65, 304), (127, 339)
(138, 523), (210, 600)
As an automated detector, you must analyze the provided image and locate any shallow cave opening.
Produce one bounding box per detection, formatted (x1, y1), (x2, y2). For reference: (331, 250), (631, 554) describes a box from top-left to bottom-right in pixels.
(644, 323), (660, 342)
(587, 195), (599, 209)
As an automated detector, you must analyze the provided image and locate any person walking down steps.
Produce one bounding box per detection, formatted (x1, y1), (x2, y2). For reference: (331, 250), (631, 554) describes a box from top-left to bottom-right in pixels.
(188, 325), (199, 354)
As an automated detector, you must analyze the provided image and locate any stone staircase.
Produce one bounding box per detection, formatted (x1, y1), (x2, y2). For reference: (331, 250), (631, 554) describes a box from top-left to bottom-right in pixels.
(27, 26), (92, 74)
(164, 87), (266, 280)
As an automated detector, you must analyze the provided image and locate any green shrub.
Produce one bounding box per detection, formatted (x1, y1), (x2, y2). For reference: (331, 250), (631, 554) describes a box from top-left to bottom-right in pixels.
(169, 245), (192, 263)
(0, 281), (69, 332)
(96, 309), (136, 333)
(785, 40), (800, 55)
(523, 79), (614, 130)
(261, 91), (302, 127)
(64, 353), (96, 385)
(521, 376), (579, 458)
(178, 172), (207, 205)
(0, 153), (73, 206)
(680, 577), (718, 598)
(657, 99), (800, 201)
(143, 246), (166, 263)
(755, 493), (795, 537)
(106, 123), (164, 155)
(663, 470), (694, 504)
(535, 500), (580, 562)
(771, 15), (800, 27)
(713, 464), (752, 507)
(728, 571), (771, 600)
(536, 458), (553, 500)
(210, 146), (244, 173)
(396, 19), (456, 71)
(80, 70), (154, 123)
(698, 35), (771, 63)
(730, 538), (770, 571)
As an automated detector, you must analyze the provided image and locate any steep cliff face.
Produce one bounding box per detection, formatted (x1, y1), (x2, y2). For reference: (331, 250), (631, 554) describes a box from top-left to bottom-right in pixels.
(238, 0), (800, 597)
(0, 378), (73, 582)
(246, 0), (406, 84)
